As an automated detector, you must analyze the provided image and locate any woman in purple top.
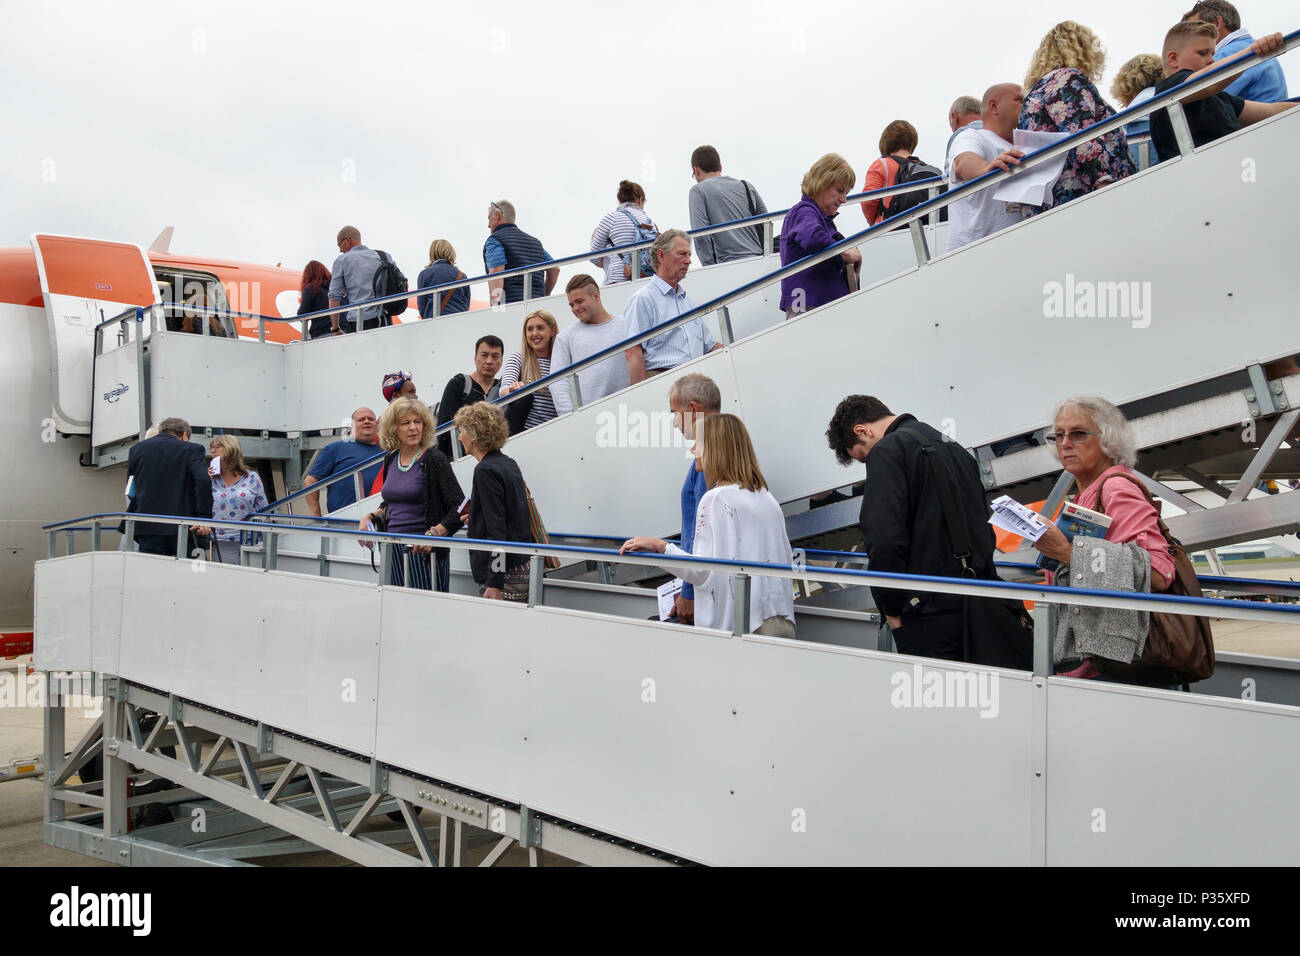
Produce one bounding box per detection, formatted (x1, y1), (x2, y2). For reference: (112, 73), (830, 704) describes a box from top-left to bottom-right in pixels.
(779, 153), (863, 319)
(1019, 21), (1135, 213)
(359, 398), (465, 592)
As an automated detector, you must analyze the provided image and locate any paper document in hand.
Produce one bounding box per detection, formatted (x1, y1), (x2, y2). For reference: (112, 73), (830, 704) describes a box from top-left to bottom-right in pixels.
(657, 578), (683, 621)
(991, 128), (1072, 206)
(988, 494), (1050, 541)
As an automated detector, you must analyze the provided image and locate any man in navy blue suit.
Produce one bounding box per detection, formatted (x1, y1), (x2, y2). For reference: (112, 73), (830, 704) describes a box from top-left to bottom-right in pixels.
(126, 417), (213, 556)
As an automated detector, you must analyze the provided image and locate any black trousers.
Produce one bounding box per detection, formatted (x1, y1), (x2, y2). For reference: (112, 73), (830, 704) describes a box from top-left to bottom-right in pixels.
(891, 609), (964, 662)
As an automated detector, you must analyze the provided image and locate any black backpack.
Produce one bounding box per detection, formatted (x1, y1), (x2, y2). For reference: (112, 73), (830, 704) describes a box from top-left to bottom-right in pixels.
(371, 250), (408, 325)
(881, 155), (948, 225)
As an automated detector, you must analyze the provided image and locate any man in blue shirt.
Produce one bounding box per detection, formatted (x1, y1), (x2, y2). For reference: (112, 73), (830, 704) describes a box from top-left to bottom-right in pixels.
(667, 374), (722, 624)
(303, 407), (383, 515)
(625, 230), (721, 382)
(483, 200), (559, 305)
(1183, 1), (1289, 102)
(328, 226), (385, 332)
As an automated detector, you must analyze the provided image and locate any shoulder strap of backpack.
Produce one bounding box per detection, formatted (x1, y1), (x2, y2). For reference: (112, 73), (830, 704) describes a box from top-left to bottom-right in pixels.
(461, 373), (473, 400)
(741, 180), (765, 248)
(897, 425), (975, 575)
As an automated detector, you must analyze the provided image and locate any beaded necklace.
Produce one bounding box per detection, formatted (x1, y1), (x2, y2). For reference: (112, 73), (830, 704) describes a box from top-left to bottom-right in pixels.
(397, 448), (421, 472)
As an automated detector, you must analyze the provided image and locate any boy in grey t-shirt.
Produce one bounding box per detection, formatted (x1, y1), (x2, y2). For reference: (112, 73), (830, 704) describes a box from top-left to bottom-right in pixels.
(551, 275), (637, 414)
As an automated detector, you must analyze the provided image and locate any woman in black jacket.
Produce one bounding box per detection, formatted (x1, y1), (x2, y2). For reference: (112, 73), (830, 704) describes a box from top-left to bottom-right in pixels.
(452, 402), (534, 601)
(360, 398), (464, 592)
(298, 260), (333, 340)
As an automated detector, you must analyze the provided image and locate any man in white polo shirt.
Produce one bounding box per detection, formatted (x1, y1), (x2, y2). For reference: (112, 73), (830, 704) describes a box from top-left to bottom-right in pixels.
(946, 83), (1027, 251)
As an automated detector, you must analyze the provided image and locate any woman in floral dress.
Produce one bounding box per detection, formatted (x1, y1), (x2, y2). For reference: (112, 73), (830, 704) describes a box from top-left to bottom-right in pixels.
(1020, 21), (1135, 213)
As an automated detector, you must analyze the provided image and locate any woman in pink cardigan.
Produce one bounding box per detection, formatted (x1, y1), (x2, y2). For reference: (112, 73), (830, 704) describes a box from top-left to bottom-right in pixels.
(1032, 396), (1174, 679)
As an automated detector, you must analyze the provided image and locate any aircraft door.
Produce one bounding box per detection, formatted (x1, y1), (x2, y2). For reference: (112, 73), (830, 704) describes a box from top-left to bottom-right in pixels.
(30, 234), (158, 435)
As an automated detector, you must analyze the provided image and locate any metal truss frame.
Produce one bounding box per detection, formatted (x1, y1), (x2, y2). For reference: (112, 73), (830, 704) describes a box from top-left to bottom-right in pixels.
(43, 676), (680, 868)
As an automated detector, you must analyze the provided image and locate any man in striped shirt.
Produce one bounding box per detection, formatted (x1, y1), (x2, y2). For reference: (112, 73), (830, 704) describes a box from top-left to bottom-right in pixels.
(624, 230), (721, 383)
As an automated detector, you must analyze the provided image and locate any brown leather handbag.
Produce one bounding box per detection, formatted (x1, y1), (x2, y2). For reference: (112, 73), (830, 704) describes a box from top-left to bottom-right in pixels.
(1089, 472), (1215, 686)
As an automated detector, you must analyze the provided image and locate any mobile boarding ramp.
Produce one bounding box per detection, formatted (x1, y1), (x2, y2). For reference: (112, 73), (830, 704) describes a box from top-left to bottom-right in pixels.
(34, 513), (1300, 866)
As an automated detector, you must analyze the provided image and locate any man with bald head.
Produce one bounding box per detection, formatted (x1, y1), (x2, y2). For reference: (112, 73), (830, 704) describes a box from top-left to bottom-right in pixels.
(943, 95), (984, 180)
(302, 406), (383, 515)
(946, 83), (1026, 250)
(328, 225), (385, 333)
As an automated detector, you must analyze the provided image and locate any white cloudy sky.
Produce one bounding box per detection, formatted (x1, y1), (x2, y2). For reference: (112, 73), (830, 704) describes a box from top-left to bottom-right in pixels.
(3, 0), (1294, 285)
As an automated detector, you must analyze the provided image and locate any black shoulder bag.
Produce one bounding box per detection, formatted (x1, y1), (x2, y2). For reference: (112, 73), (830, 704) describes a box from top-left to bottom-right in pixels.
(898, 426), (1034, 670)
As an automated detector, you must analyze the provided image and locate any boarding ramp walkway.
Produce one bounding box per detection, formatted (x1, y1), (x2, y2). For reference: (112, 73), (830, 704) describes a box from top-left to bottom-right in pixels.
(83, 179), (942, 478)
(33, 511), (1300, 866)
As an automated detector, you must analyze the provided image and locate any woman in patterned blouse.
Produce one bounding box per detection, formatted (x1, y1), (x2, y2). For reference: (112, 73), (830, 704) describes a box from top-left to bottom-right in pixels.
(1020, 21), (1135, 213)
(206, 435), (268, 564)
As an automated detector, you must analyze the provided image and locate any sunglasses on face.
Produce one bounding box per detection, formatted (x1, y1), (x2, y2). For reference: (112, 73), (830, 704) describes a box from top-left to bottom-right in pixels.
(1045, 429), (1100, 444)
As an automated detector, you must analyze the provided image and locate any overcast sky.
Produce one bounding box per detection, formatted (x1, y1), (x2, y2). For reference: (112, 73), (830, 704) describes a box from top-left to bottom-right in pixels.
(3, 0), (1294, 290)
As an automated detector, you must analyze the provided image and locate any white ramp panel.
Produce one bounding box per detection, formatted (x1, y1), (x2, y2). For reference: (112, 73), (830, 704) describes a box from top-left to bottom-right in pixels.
(1046, 680), (1300, 865)
(115, 560), (382, 757)
(150, 334), (290, 432)
(33, 556), (94, 673)
(375, 596), (1033, 865)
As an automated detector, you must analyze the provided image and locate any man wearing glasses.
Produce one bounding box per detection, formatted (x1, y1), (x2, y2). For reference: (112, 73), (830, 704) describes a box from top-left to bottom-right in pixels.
(825, 395), (998, 662)
(484, 200), (559, 306)
(328, 225), (385, 333)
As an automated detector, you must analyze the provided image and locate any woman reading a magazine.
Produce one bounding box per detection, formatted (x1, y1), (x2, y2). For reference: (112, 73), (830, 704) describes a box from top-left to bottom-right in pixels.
(1034, 397), (1173, 679)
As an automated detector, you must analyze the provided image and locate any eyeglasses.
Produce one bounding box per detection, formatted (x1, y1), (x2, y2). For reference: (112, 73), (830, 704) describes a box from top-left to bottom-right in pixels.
(1045, 429), (1100, 444)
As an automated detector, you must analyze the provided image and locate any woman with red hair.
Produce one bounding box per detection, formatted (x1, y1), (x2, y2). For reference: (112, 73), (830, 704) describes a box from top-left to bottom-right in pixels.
(298, 260), (333, 339)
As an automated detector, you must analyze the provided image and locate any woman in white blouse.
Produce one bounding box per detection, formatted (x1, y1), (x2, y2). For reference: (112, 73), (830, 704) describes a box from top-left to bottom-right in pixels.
(621, 414), (796, 637)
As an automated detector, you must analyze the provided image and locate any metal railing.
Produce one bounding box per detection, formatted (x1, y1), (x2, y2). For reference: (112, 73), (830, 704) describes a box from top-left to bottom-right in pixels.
(41, 511), (1300, 679)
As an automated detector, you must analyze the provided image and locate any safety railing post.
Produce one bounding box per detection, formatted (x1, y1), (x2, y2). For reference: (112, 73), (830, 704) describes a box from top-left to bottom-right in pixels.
(732, 573), (751, 637)
(353, 472), (363, 505)
(46, 532), (55, 560)
(717, 306), (735, 346)
(379, 542), (390, 583)
(449, 426), (462, 461)
(91, 519), (101, 552)
(176, 524), (188, 559)
(523, 269), (533, 304)
(124, 520), (134, 550)
(1165, 101), (1196, 158)
(135, 308), (148, 441)
(909, 219), (931, 267)
(64, 530), (75, 557)
(265, 532), (278, 571)
(1033, 605), (1053, 678)
(569, 374), (584, 412)
(258, 317), (266, 343)
(762, 220), (774, 255)
(528, 555), (544, 607)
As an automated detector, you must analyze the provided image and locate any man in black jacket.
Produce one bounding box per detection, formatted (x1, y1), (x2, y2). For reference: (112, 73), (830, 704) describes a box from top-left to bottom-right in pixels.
(126, 417), (213, 556)
(826, 395), (996, 661)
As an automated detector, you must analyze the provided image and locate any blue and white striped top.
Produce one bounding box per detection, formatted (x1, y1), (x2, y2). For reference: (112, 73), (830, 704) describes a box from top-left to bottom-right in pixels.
(501, 352), (558, 430)
(589, 203), (654, 285)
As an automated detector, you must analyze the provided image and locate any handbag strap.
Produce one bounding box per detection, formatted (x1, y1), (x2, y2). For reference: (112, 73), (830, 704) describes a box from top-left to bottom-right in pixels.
(438, 271), (466, 313)
(1091, 472), (1185, 554)
(897, 426), (975, 576)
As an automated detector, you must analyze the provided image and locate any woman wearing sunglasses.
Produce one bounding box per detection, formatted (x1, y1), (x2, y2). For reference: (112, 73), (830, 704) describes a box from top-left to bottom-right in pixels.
(1033, 396), (1177, 680)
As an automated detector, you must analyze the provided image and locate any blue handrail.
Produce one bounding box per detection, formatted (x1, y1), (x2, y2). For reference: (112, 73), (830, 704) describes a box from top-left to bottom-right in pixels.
(41, 511), (1300, 620)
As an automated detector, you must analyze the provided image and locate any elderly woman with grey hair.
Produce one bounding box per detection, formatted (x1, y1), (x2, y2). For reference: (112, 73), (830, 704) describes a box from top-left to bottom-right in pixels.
(1033, 396), (1176, 679)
